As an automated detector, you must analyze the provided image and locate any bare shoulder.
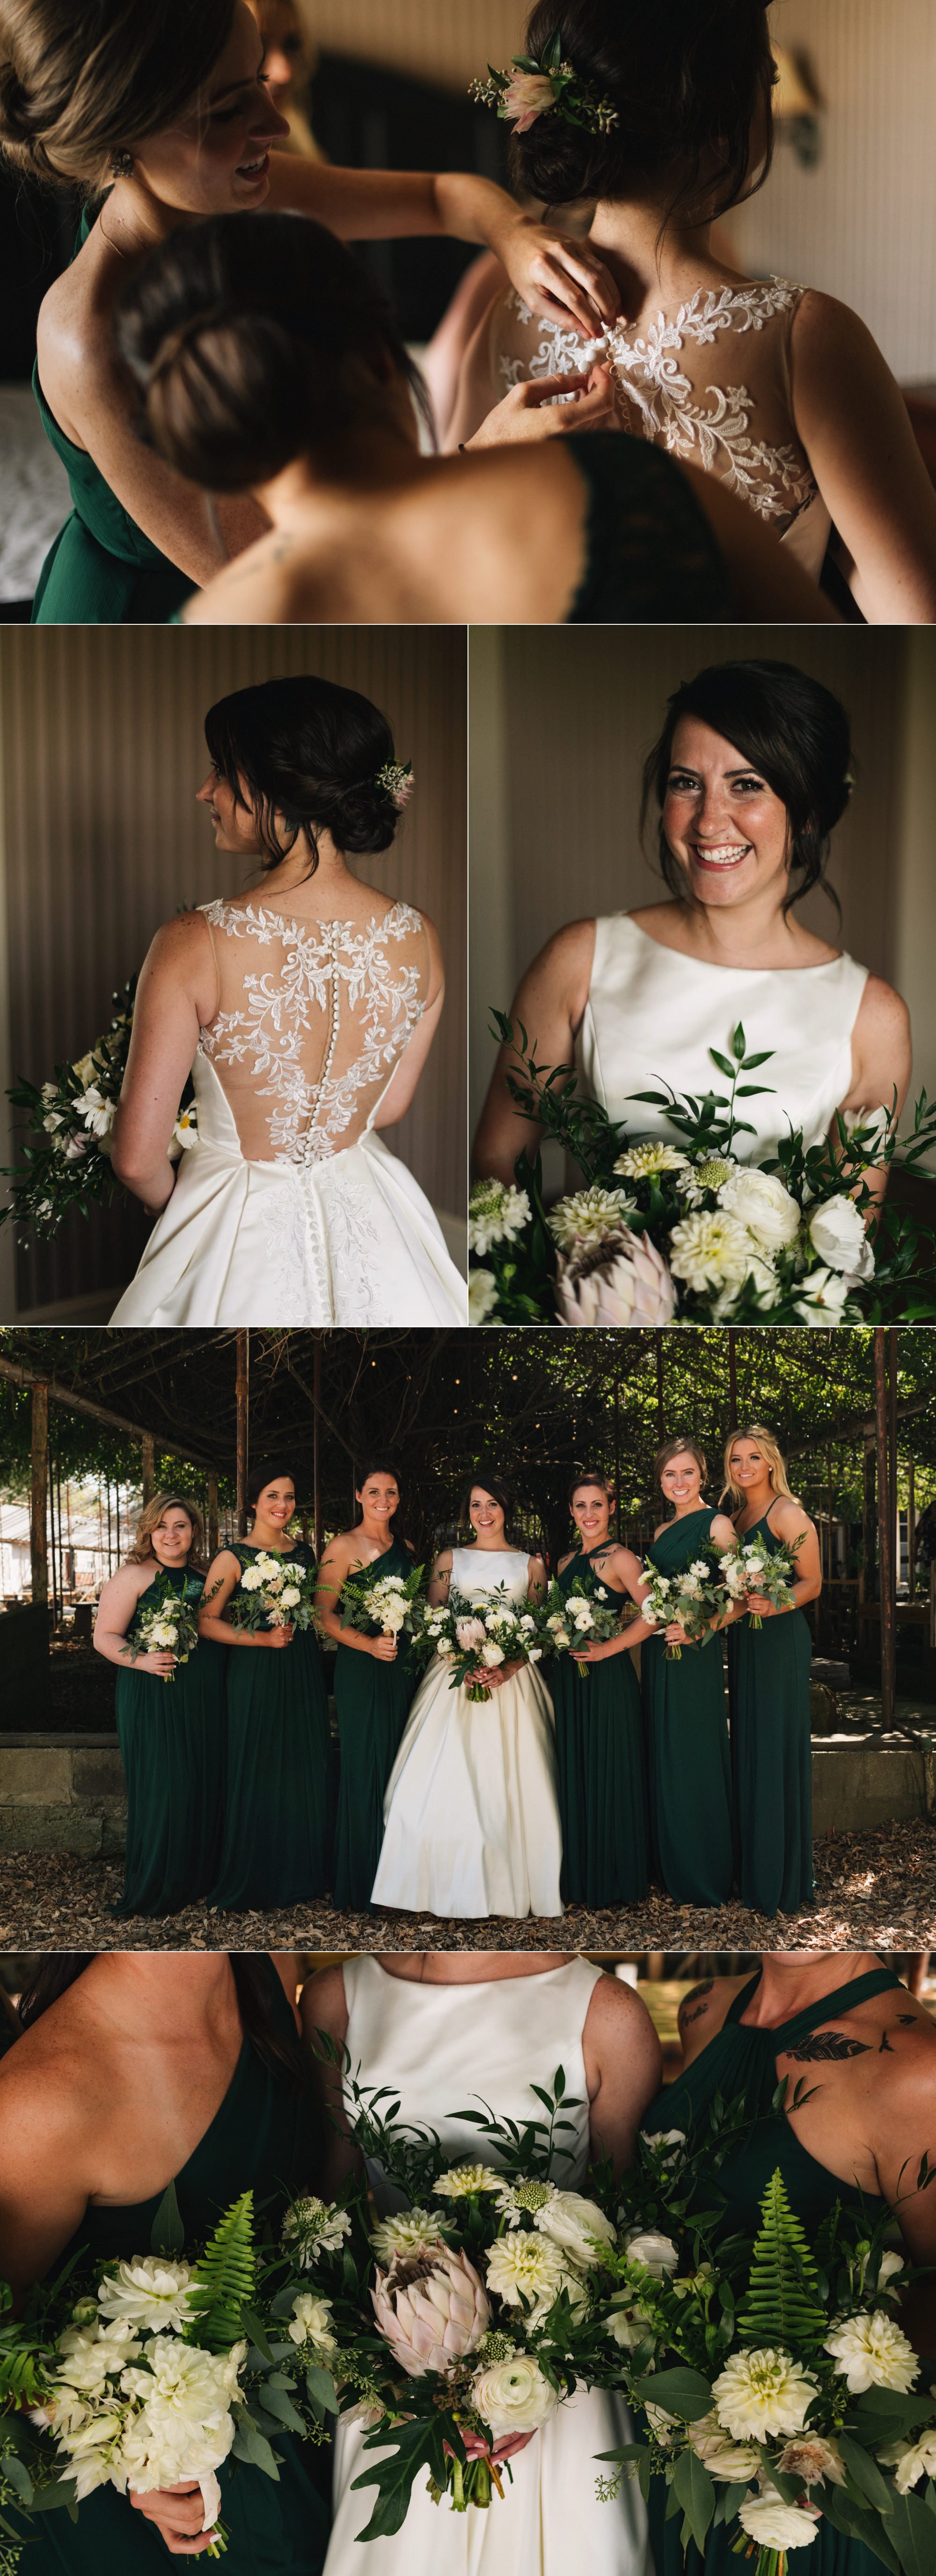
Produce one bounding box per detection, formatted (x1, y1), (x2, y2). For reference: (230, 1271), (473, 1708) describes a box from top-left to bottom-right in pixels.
(584, 1969), (661, 2058)
(141, 909), (213, 978)
(513, 916), (596, 1017)
(790, 287), (885, 370)
(677, 1973), (746, 2064)
(300, 1963), (349, 2048)
(709, 1513), (737, 1551)
(770, 1496), (814, 1538)
(0, 1999), (99, 2154)
(854, 973), (911, 1049)
(556, 1550), (573, 1575)
(432, 1546), (454, 1576)
(528, 1552), (547, 1580)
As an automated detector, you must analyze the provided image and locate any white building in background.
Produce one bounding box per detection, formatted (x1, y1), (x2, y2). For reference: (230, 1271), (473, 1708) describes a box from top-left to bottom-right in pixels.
(0, 1489), (139, 1603)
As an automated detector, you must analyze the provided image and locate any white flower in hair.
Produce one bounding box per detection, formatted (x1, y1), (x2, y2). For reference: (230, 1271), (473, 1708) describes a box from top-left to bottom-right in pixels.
(375, 761), (415, 811)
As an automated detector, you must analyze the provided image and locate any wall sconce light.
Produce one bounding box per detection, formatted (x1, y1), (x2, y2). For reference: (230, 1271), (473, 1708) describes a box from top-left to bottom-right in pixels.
(773, 42), (823, 169)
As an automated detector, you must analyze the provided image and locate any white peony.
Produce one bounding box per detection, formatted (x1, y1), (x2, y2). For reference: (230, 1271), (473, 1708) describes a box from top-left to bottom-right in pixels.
(668, 1210), (759, 1294)
(471, 2351), (559, 2436)
(536, 2191), (615, 2269)
(468, 1269), (499, 1325)
(485, 2232), (586, 2328)
(96, 2260), (200, 2337)
(288, 2293), (338, 2356)
(712, 2349), (819, 2439)
(825, 2310), (918, 2394)
(481, 1641), (505, 1667)
(623, 2230), (679, 2278)
(282, 2196), (351, 2268)
(807, 1194), (875, 1281)
(468, 1180), (531, 1258)
(718, 1166), (801, 1252)
(737, 2495), (820, 2552)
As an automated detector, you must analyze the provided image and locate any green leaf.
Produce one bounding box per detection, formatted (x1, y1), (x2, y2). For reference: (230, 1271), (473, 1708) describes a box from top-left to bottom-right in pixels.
(886, 2491), (936, 2576)
(351, 2418), (450, 2543)
(0, 2455), (33, 2505)
(633, 2370), (713, 2420)
(839, 2434), (893, 2512)
(732, 1024), (747, 1061)
(232, 2423), (280, 2479)
(673, 2449), (716, 2552)
(709, 1051), (739, 1080)
(188, 2192), (255, 2352)
(257, 2385), (306, 2436)
(150, 2179), (185, 2256)
(738, 2168), (827, 2345)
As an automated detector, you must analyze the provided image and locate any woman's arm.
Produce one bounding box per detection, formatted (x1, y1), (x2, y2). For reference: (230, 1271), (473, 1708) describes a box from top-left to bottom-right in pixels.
(371, 915), (445, 1131)
(789, 292), (936, 624)
(526, 1552), (548, 1606)
(93, 1564), (176, 1677)
(472, 919), (596, 1183)
(197, 1551), (293, 1650)
(427, 1548), (453, 1608)
(299, 1965), (362, 2197)
(582, 1975), (664, 2178)
(314, 1540), (398, 1663)
(110, 915), (218, 1211)
(745, 1504), (822, 1618)
(837, 975), (913, 1215)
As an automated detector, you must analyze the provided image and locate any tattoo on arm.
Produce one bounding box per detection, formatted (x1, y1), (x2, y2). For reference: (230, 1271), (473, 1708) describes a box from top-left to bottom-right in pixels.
(679, 1982), (713, 2031)
(784, 2032), (872, 2062)
(879, 2031), (896, 2053)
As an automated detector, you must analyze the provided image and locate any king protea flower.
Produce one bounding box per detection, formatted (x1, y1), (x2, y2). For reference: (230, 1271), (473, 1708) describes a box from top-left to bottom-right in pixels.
(372, 2246), (490, 2378)
(555, 1228), (676, 1327)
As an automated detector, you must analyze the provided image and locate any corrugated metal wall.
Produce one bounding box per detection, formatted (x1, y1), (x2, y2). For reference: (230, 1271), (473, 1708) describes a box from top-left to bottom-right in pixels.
(0, 625), (466, 1317)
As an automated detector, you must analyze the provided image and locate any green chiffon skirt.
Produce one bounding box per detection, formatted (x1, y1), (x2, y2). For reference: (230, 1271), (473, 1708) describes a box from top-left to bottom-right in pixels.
(209, 1633), (333, 1911)
(113, 1642), (225, 1917)
(553, 1647), (649, 1906)
(332, 1643), (413, 1911)
(14, 2444), (329, 2575)
(642, 1633), (733, 1906)
(728, 1609), (814, 1914)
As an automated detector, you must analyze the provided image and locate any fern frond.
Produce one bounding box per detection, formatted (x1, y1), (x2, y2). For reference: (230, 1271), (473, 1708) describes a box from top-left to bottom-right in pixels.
(737, 2169), (827, 2348)
(188, 2193), (256, 2352)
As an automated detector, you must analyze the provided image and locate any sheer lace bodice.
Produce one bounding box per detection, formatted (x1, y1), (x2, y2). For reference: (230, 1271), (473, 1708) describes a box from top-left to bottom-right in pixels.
(490, 275), (828, 558)
(197, 897), (430, 1165)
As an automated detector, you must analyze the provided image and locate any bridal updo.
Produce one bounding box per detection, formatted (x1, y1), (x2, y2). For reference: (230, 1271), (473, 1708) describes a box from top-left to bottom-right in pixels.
(204, 673), (403, 869)
(642, 660), (853, 916)
(508, 0), (775, 219)
(0, 0), (235, 188)
(116, 212), (432, 490)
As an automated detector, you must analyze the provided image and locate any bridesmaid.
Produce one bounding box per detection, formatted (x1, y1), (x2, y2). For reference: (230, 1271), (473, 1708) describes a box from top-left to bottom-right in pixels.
(553, 1469), (654, 1908)
(199, 1462), (332, 1910)
(93, 1492), (223, 1917)
(314, 1460), (416, 1915)
(637, 1438), (736, 1907)
(723, 1425), (821, 1916)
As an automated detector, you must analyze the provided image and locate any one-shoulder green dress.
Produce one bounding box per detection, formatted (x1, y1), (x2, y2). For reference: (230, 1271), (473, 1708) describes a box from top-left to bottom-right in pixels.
(11, 1957), (329, 2574)
(641, 1509), (733, 1907)
(210, 1544), (333, 1912)
(332, 1537), (415, 1914)
(552, 1548), (649, 1906)
(565, 434), (734, 622)
(31, 205), (191, 625)
(728, 1506), (815, 1916)
(113, 1565), (225, 1918)
(644, 1962), (904, 2576)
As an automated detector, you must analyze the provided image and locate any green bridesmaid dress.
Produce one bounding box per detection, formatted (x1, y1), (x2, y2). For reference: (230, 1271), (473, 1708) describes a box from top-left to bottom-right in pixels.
(728, 1506), (815, 1916)
(552, 1548), (649, 1906)
(11, 1959), (330, 2575)
(641, 1508), (733, 1907)
(210, 1544), (333, 1912)
(644, 1961), (904, 2576)
(332, 1537), (415, 1913)
(565, 433), (734, 622)
(31, 205), (192, 625)
(113, 1566), (225, 1918)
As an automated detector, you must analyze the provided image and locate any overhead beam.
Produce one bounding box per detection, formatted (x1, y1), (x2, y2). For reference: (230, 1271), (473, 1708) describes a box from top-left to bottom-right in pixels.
(0, 1355), (217, 1473)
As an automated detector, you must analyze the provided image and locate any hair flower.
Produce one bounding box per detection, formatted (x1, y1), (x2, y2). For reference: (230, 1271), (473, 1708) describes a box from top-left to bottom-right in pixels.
(470, 31), (619, 137)
(374, 761), (414, 810)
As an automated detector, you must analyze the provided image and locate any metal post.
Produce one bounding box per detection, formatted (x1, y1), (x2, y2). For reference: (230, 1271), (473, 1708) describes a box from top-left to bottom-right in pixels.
(30, 1383), (49, 1609)
(236, 1329), (249, 1537)
(655, 1332), (664, 1439)
(313, 1337), (323, 1562)
(206, 1474), (219, 1560)
(888, 1333), (899, 1595)
(141, 1431), (155, 1506)
(729, 1330), (738, 1432)
(909, 1454), (916, 1602)
(614, 1366), (621, 1533)
(874, 1329), (895, 1727)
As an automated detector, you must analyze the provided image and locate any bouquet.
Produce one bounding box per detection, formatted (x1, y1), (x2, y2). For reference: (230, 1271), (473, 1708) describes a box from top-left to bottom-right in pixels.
(639, 1555), (724, 1661)
(0, 980), (198, 1245)
(540, 1566), (625, 1678)
(123, 1585), (200, 1683)
(331, 1559), (426, 1647)
(717, 1534), (805, 1631)
(413, 1586), (543, 1703)
(469, 1016), (936, 1328)
(223, 1554), (317, 1636)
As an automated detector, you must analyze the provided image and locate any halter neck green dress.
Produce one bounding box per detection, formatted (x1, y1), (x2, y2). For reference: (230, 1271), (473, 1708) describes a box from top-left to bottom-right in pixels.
(644, 1962), (903, 2576)
(727, 1506), (815, 1917)
(14, 1960), (329, 2574)
(209, 1544), (333, 1913)
(552, 1548), (649, 1906)
(332, 1537), (416, 1913)
(113, 1566), (224, 1918)
(641, 1510), (733, 1907)
(31, 206), (192, 625)
(565, 434), (733, 622)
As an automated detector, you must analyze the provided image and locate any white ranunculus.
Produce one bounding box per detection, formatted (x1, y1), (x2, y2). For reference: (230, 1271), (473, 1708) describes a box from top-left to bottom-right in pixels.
(737, 2495), (820, 2553)
(536, 2191), (615, 2269)
(808, 1194), (874, 1281)
(527, 1647), (543, 1662)
(481, 1642), (505, 1667)
(280, 1585), (301, 1609)
(288, 2293), (338, 2356)
(687, 2414), (760, 2481)
(719, 1167), (801, 1252)
(606, 2297), (654, 2349)
(472, 2352), (558, 2435)
(876, 2250), (907, 2289)
(96, 2261), (199, 2338)
(825, 2310), (918, 2394)
(485, 2233), (585, 2328)
(712, 2348), (819, 2439)
(239, 1564), (265, 1591)
(623, 2230), (679, 2278)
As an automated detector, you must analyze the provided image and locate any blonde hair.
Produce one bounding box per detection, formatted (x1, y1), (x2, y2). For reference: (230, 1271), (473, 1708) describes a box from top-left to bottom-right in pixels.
(720, 1426), (796, 1514)
(125, 1491), (206, 1569)
(654, 1435), (707, 1492)
(0, 0), (236, 192)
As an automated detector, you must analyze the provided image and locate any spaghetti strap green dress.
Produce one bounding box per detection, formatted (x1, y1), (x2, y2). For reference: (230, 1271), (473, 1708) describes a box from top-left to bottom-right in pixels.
(728, 1506), (815, 1917)
(565, 434), (733, 623)
(332, 1537), (416, 1913)
(552, 1548), (648, 1907)
(31, 207), (192, 625)
(644, 1961), (904, 2576)
(209, 1543), (333, 1912)
(641, 1509), (733, 1907)
(113, 1566), (224, 1918)
(11, 1958), (330, 2574)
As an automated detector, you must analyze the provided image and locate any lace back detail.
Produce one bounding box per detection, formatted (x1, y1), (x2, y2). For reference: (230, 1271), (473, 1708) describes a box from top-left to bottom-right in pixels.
(198, 899), (430, 1164)
(492, 275), (818, 530)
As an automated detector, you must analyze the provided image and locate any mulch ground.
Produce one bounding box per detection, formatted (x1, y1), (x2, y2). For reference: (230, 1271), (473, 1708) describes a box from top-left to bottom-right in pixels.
(0, 1816), (934, 1953)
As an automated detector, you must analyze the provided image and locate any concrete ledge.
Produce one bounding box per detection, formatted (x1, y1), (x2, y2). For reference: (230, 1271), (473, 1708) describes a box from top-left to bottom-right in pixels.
(812, 1738), (935, 1838)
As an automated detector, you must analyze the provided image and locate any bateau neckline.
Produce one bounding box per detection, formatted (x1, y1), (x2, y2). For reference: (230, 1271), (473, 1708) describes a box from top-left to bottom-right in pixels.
(369, 1957), (584, 1992)
(619, 916), (847, 977)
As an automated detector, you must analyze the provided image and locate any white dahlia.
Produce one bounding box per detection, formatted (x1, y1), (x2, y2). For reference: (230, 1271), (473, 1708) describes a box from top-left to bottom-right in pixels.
(668, 1210), (757, 1295)
(96, 2260), (200, 2338)
(613, 1144), (689, 1182)
(825, 2310), (918, 2395)
(712, 2348), (819, 2440)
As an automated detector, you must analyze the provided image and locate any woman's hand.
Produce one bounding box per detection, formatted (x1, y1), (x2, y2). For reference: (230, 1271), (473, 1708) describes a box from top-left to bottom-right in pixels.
(257, 1624), (295, 1649)
(127, 2481), (217, 2556)
(571, 1636), (621, 1665)
(367, 1634), (399, 1662)
(132, 1650), (178, 1677)
(490, 215), (622, 338)
(465, 365), (614, 447)
(745, 1594), (778, 1619)
(664, 1622), (687, 1647)
(459, 2428), (536, 2465)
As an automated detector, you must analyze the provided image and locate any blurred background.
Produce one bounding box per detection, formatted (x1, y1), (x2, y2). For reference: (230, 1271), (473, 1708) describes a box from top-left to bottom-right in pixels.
(0, 624), (468, 1321)
(1, 0), (936, 613)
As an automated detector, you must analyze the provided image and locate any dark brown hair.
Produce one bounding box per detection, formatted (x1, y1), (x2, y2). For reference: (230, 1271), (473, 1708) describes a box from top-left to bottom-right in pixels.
(205, 674), (399, 872)
(17, 1952), (312, 2090)
(568, 1466), (614, 1508)
(459, 1468), (516, 1544)
(353, 1458), (408, 1552)
(0, 0), (236, 189)
(508, 0), (775, 223)
(246, 1460), (298, 1516)
(641, 660), (852, 918)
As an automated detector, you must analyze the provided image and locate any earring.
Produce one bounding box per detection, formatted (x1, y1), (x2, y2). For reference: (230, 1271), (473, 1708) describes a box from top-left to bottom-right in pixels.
(110, 148), (134, 177)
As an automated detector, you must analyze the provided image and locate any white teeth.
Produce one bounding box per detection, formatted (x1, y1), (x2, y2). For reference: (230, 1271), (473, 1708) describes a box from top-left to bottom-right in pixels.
(693, 844), (751, 865)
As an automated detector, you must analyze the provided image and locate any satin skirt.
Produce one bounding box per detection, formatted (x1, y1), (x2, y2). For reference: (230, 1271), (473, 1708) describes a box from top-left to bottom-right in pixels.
(372, 1657), (563, 1919)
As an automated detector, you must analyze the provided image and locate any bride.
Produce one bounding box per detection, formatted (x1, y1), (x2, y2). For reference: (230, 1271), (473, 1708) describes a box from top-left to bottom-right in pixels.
(109, 671), (465, 1326)
(372, 1473), (562, 1920)
(475, 655), (911, 1219)
(449, 0), (936, 623)
(305, 1946), (662, 2576)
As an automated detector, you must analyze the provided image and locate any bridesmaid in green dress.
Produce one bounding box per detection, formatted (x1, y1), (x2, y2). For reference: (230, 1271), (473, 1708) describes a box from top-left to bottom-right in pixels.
(0, 1948), (330, 2570)
(200, 1462), (332, 1911)
(93, 1492), (224, 1917)
(644, 1950), (936, 2576)
(314, 1459), (416, 1914)
(723, 1424), (821, 1916)
(637, 1437), (736, 1907)
(552, 1468), (655, 1907)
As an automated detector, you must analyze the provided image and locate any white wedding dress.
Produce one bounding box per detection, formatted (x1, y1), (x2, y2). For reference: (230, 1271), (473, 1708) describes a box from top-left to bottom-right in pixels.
(578, 915), (872, 1160)
(323, 1956), (652, 2576)
(489, 276), (832, 575)
(110, 898), (466, 1326)
(372, 1549), (563, 1918)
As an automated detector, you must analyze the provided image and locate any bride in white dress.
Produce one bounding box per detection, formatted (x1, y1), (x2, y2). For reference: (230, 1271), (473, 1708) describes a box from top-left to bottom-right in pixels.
(109, 673), (465, 1326)
(372, 1474), (563, 1920)
(304, 1948), (661, 2576)
(475, 657), (911, 1199)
